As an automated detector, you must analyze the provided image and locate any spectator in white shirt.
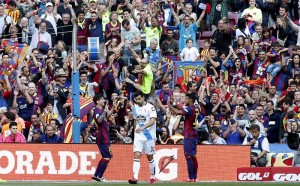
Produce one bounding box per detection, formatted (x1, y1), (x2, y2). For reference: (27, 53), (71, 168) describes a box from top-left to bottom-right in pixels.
(30, 21), (52, 52)
(0, 4), (12, 38)
(180, 39), (200, 62)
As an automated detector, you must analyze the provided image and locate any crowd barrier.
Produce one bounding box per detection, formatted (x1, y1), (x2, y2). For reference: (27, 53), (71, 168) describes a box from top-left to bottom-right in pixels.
(0, 144), (250, 181)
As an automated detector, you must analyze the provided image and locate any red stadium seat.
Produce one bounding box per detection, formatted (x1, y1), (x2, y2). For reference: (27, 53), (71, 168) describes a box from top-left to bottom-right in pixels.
(200, 31), (213, 40)
(228, 12), (239, 29)
(197, 39), (205, 49)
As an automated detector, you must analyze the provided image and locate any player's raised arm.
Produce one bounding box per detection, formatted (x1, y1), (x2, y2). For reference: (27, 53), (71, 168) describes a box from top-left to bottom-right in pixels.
(167, 96), (184, 115)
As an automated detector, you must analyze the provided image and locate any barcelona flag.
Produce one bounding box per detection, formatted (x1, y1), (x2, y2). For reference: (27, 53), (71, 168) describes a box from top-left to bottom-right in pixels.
(174, 61), (204, 92)
(61, 96), (95, 143)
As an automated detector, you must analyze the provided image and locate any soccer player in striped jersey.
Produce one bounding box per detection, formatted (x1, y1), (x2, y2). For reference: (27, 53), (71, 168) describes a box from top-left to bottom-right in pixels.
(128, 91), (157, 184)
(91, 94), (114, 182)
(168, 93), (199, 182)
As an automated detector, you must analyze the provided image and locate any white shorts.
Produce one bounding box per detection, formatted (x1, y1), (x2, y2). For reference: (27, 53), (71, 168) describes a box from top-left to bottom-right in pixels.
(133, 139), (156, 155)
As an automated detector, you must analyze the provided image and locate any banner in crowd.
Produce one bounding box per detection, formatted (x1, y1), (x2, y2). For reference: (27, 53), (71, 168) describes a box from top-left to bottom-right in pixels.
(173, 61), (205, 92)
(0, 144), (250, 181)
(0, 40), (30, 86)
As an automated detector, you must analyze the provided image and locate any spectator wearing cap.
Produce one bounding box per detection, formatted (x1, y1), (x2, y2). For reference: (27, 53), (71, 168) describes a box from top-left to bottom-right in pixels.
(223, 119), (245, 144)
(28, 129), (43, 143)
(40, 125), (62, 143)
(41, 2), (61, 37)
(209, 126), (226, 144)
(55, 70), (71, 96)
(3, 122), (26, 143)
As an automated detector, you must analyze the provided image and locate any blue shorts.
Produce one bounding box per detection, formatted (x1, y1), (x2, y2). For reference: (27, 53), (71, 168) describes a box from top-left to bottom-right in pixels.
(97, 144), (112, 158)
(184, 138), (197, 157)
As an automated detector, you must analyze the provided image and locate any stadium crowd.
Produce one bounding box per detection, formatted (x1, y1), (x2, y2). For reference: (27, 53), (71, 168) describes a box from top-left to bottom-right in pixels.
(0, 0), (300, 165)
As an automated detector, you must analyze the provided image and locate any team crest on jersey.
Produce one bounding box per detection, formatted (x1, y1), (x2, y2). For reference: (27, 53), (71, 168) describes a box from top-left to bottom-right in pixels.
(136, 115), (146, 123)
(151, 107), (155, 111)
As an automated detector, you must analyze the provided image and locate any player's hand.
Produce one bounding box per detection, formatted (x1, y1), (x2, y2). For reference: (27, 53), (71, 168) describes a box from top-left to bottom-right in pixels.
(135, 127), (144, 133)
(250, 139), (257, 145)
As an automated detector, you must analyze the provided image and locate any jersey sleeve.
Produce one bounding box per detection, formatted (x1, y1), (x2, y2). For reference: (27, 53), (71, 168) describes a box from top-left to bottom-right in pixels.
(182, 106), (192, 116)
(149, 104), (157, 119)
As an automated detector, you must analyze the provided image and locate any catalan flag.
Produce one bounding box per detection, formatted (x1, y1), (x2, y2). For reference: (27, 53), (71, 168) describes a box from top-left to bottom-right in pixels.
(61, 96), (95, 143)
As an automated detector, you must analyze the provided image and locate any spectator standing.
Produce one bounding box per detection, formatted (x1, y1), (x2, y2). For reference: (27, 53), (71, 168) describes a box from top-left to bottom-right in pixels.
(118, 19), (141, 63)
(172, 7), (206, 52)
(161, 29), (179, 56)
(264, 100), (280, 143)
(0, 4), (12, 38)
(180, 39), (200, 62)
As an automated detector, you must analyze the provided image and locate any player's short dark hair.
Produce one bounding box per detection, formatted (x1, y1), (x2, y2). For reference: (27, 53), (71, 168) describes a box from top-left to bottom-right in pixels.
(284, 98), (293, 106)
(9, 121), (18, 129)
(249, 124), (260, 132)
(93, 94), (103, 104)
(134, 90), (145, 98)
(266, 100), (274, 105)
(186, 93), (197, 102)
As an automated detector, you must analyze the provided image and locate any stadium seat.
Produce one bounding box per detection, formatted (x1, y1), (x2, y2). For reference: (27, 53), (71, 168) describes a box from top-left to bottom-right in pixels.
(200, 31), (213, 40)
(197, 40), (205, 49)
(228, 12), (239, 29)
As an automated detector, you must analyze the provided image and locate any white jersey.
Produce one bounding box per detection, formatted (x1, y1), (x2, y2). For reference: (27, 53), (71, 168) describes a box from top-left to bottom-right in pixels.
(133, 103), (157, 141)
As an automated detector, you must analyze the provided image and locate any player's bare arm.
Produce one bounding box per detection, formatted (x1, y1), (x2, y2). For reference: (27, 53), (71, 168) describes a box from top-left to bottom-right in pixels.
(136, 118), (156, 133)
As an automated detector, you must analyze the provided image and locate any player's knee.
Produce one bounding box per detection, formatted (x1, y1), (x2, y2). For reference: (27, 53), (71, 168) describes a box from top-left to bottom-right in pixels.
(134, 152), (142, 159)
(146, 155), (154, 161)
(103, 158), (111, 162)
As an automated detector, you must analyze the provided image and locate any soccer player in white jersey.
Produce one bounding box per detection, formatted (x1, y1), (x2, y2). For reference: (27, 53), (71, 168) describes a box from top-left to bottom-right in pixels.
(128, 90), (157, 185)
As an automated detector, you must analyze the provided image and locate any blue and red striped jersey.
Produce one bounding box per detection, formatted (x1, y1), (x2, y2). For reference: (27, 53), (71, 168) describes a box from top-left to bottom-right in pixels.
(93, 107), (110, 145)
(182, 105), (198, 140)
